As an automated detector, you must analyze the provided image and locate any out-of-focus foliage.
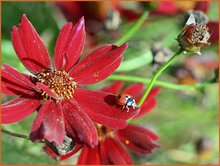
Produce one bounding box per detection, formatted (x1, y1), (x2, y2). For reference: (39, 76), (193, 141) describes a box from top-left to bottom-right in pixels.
(2, 40), (26, 73)
(2, 2), (59, 39)
(2, 113), (57, 164)
(132, 84), (218, 164)
(2, 2), (61, 58)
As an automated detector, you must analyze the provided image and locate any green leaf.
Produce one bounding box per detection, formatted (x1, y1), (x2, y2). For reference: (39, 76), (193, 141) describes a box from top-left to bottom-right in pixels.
(2, 2), (60, 55)
(116, 45), (152, 72)
(208, 2), (219, 21)
(2, 40), (27, 72)
(2, 134), (57, 164)
(2, 2), (59, 39)
(133, 16), (179, 46)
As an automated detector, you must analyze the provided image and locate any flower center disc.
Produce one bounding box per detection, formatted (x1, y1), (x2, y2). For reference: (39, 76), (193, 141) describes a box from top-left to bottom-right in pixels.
(96, 124), (113, 141)
(37, 70), (76, 101)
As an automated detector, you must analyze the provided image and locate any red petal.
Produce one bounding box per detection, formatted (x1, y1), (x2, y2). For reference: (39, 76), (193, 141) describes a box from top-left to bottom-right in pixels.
(2, 97), (40, 124)
(84, 110), (128, 129)
(62, 100), (98, 147)
(147, 87), (161, 99)
(135, 98), (157, 119)
(30, 101), (65, 145)
(115, 124), (159, 155)
(77, 146), (102, 164)
(36, 82), (60, 100)
(153, 2), (179, 14)
(122, 83), (145, 100)
(194, 1), (209, 12)
(42, 102), (65, 145)
(30, 102), (48, 141)
(43, 145), (58, 159)
(135, 87), (161, 118)
(44, 143), (82, 161)
(207, 21), (219, 43)
(100, 81), (124, 94)
(2, 64), (36, 88)
(55, 2), (82, 22)
(11, 14), (51, 74)
(100, 140), (108, 164)
(69, 43), (128, 85)
(1, 64), (37, 96)
(116, 6), (141, 21)
(73, 88), (140, 129)
(54, 17), (85, 71)
(127, 124), (159, 141)
(101, 137), (133, 164)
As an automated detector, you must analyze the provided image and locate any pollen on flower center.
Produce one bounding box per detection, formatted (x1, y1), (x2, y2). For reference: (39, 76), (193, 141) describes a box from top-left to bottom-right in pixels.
(37, 70), (76, 101)
(95, 124), (113, 141)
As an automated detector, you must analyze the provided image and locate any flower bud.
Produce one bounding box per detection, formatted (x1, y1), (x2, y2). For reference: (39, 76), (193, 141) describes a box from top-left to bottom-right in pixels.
(177, 14), (210, 55)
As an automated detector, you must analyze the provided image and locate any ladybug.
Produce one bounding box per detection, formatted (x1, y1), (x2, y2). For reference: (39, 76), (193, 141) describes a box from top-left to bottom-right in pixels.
(116, 94), (137, 112)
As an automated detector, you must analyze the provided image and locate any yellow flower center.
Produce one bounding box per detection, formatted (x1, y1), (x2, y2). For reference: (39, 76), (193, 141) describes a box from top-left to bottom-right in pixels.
(95, 124), (130, 145)
(95, 124), (114, 141)
(37, 70), (76, 101)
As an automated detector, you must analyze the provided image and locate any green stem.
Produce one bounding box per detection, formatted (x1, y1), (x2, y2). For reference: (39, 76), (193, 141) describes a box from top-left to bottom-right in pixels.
(2, 128), (60, 154)
(2, 128), (45, 143)
(114, 11), (148, 45)
(138, 48), (183, 106)
(107, 75), (216, 90)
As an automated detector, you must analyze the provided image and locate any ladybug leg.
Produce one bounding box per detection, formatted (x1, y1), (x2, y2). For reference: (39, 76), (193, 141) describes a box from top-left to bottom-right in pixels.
(126, 106), (129, 112)
(122, 105), (125, 110)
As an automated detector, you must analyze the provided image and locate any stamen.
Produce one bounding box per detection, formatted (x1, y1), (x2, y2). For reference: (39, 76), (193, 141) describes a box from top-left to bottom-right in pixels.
(125, 140), (130, 144)
(95, 124), (114, 141)
(37, 70), (76, 101)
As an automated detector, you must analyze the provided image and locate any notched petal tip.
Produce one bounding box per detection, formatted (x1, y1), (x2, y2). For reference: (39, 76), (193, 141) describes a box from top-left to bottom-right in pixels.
(11, 14), (52, 74)
(11, 26), (17, 32)
(79, 16), (85, 24)
(75, 16), (85, 33)
(120, 42), (129, 50)
(54, 16), (86, 71)
(71, 43), (126, 85)
(129, 107), (140, 117)
(20, 14), (30, 26)
(21, 14), (28, 20)
(22, 13), (27, 17)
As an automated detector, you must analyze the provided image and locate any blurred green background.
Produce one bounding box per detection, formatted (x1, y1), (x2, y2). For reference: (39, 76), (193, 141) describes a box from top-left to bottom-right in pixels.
(1, 1), (219, 164)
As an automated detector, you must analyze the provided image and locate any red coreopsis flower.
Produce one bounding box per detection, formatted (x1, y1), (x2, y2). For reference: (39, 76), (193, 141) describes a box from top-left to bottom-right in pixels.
(1, 15), (140, 147)
(76, 82), (160, 164)
(207, 21), (219, 44)
(43, 82), (160, 163)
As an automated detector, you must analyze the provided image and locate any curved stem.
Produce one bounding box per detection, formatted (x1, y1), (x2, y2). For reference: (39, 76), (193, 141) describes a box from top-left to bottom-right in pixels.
(138, 48), (183, 106)
(1, 128), (45, 143)
(114, 11), (148, 45)
(107, 75), (216, 90)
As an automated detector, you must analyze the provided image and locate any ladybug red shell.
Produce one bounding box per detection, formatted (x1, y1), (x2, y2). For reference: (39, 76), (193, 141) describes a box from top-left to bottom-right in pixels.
(116, 94), (137, 112)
